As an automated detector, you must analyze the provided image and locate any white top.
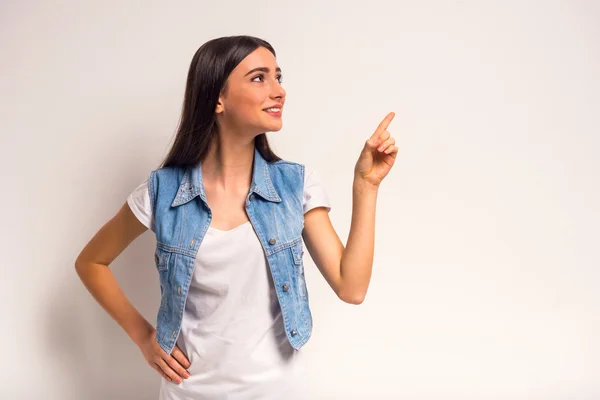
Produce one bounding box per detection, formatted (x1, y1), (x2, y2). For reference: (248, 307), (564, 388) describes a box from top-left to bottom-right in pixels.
(127, 165), (331, 400)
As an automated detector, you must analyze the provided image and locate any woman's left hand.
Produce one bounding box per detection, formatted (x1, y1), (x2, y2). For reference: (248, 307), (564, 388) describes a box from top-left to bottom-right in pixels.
(354, 112), (399, 188)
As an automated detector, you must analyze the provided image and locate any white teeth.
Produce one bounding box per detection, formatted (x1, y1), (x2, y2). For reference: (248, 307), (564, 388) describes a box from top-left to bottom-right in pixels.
(264, 108), (281, 112)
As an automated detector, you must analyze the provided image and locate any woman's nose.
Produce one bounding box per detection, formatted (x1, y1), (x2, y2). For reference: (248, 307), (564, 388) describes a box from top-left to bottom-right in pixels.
(273, 81), (285, 98)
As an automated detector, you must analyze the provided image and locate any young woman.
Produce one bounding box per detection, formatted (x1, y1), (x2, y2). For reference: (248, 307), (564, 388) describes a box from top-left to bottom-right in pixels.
(75, 35), (398, 399)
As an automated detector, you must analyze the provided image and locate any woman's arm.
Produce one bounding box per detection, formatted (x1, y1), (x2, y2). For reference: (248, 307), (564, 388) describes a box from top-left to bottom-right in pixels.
(302, 180), (378, 305)
(302, 112), (399, 304)
(340, 178), (379, 303)
(75, 202), (152, 345)
(74, 202), (191, 383)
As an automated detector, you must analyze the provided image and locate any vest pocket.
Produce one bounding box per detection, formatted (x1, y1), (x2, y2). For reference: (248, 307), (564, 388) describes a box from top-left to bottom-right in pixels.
(154, 247), (173, 288)
(291, 241), (307, 300)
(154, 248), (171, 271)
(154, 247), (173, 314)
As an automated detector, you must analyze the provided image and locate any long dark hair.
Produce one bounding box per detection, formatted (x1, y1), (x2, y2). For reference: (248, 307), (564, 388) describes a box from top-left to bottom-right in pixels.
(158, 35), (282, 169)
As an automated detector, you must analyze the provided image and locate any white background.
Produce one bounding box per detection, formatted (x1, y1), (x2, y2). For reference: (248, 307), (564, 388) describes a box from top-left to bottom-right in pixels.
(1, 1), (599, 399)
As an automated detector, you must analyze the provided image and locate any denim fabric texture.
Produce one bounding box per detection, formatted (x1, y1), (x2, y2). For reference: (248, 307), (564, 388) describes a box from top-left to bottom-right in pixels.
(148, 146), (311, 355)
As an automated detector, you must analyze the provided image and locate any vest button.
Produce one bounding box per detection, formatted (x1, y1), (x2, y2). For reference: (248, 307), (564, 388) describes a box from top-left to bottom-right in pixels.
(269, 238), (276, 245)
(249, 193), (255, 200)
(290, 330), (297, 336)
(282, 284), (289, 292)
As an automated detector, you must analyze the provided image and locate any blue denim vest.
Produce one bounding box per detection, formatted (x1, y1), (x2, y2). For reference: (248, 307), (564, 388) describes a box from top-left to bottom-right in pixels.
(147, 147), (312, 355)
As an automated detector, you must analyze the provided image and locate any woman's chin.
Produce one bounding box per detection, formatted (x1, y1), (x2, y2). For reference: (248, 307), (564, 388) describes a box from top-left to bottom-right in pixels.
(265, 123), (283, 132)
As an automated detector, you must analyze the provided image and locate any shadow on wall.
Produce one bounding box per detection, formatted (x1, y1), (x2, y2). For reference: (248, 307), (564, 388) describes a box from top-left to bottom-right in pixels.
(45, 217), (162, 399)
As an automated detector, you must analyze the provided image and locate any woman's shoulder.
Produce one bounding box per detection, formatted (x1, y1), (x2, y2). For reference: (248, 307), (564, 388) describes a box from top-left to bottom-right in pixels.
(270, 158), (304, 169)
(272, 160), (327, 189)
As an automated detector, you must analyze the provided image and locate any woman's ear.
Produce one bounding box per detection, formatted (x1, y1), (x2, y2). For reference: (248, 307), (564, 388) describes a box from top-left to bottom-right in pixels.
(215, 98), (224, 114)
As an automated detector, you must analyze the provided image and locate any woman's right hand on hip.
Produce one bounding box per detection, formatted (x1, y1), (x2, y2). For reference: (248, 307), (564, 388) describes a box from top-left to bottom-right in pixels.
(137, 327), (191, 383)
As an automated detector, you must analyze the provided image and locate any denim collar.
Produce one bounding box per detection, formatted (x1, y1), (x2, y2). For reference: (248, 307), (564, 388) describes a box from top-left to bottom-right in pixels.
(171, 146), (281, 207)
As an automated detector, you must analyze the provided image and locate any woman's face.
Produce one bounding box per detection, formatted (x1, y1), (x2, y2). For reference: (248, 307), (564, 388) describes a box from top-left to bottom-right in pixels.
(216, 46), (286, 135)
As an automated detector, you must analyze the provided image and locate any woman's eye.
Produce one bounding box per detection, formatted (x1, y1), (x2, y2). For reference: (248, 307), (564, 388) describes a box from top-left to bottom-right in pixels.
(251, 74), (284, 84)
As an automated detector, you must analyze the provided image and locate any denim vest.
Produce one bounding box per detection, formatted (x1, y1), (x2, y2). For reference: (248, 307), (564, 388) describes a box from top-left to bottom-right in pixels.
(147, 147), (312, 355)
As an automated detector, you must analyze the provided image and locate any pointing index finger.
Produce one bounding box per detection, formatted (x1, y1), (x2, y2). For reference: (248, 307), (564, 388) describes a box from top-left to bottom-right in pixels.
(370, 112), (396, 141)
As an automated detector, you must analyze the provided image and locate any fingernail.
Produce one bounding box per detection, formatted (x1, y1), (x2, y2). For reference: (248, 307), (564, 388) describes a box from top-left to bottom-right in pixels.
(184, 372), (190, 378)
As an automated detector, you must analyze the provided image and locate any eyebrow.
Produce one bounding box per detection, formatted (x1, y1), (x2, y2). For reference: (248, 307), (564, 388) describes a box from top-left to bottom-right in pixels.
(244, 67), (282, 76)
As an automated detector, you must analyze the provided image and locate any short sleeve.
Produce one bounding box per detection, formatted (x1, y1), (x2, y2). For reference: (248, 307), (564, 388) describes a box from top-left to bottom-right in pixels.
(303, 165), (331, 214)
(126, 178), (155, 232)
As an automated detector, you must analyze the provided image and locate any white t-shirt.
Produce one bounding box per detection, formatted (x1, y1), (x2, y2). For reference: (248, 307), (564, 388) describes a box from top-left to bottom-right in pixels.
(127, 165), (331, 400)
